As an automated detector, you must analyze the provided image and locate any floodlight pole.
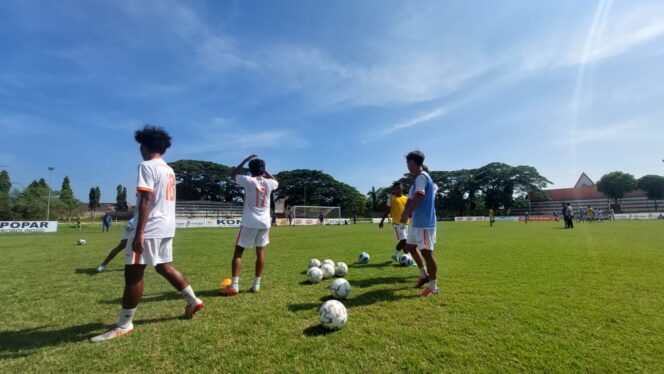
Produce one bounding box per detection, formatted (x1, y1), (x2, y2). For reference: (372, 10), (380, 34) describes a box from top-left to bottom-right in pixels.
(46, 166), (54, 221)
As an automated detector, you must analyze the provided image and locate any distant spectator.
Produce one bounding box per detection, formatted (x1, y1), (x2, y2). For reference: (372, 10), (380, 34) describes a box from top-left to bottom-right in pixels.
(288, 211), (294, 226)
(352, 214), (357, 224)
(318, 212), (324, 225)
(102, 212), (112, 232)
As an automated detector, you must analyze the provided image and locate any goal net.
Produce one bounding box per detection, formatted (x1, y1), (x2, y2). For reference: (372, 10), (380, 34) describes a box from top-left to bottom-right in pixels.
(292, 206), (341, 225)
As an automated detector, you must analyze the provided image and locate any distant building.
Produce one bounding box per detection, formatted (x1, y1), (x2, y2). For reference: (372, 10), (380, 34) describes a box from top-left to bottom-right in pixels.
(523, 173), (651, 214)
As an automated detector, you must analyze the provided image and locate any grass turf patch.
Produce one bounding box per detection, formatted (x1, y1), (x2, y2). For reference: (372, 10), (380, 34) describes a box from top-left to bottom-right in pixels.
(0, 221), (663, 372)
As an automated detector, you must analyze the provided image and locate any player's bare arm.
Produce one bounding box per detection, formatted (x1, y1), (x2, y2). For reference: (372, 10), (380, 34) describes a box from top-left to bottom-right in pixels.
(378, 203), (391, 229)
(132, 190), (152, 253)
(231, 154), (257, 179)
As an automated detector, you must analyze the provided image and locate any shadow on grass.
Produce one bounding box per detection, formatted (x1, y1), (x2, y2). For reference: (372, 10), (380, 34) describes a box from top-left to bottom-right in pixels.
(0, 316), (178, 359)
(303, 324), (336, 337)
(75, 267), (123, 276)
(288, 288), (418, 313)
(349, 261), (396, 270)
(99, 289), (221, 305)
(349, 276), (417, 289)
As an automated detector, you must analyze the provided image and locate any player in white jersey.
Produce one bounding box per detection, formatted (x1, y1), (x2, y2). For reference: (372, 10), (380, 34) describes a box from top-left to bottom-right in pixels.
(96, 218), (135, 272)
(91, 125), (203, 343)
(219, 154), (279, 296)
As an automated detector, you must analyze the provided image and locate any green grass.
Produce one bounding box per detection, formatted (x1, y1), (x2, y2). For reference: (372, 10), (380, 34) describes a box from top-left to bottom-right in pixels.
(1, 221), (663, 373)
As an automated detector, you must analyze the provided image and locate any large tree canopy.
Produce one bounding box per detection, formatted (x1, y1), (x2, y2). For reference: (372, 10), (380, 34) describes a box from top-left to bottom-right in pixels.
(377, 163), (551, 216)
(169, 160), (241, 202)
(637, 174), (664, 211)
(273, 169), (366, 215)
(597, 171), (637, 204)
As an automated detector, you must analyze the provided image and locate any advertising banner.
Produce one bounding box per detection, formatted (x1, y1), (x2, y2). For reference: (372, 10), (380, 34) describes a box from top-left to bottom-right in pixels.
(519, 215), (555, 221)
(0, 221), (58, 233)
(614, 212), (664, 220)
(176, 218), (242, 228)
(454, 216), (485, 222)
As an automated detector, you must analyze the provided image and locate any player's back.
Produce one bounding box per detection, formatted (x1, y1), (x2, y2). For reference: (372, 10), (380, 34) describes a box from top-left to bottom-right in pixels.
(136, 158), (176, 238)
(235, 175), (278, 229)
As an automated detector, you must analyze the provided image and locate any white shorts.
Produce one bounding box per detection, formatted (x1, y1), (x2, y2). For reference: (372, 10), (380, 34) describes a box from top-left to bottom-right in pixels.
(407, 227), (437, 251)
(392, 224), (408, 241)
(124, 237), (173, 266)
(236, 226), (270, 249)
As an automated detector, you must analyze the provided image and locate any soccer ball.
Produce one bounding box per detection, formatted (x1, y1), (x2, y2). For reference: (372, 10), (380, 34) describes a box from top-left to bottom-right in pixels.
(309, 259), (321, 269)
(78, 239), (87, 245)
(358, 252), (370, 264)
(320, 264), (335, 279)
(322, 259), (335, 267)
(399, 253), (415, 267)
(330, 278), (351, 299)
(334, 262), (348, 277)
(319, 300), (347, 330)
(307, 267), (324, 283)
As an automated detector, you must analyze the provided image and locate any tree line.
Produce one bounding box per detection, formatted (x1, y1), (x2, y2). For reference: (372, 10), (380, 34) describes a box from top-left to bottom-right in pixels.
(2, 164), (661, 221)
(0, 170), (130, 221)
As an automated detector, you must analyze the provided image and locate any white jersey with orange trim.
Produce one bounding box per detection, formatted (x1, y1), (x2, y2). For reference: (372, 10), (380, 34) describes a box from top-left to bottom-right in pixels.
(135, 158), (176, 238)
(234, 174), (279, 229)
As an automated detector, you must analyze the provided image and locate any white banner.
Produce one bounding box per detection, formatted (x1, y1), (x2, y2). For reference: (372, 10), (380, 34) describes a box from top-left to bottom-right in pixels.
(614, 212), (664, 220)
(491, 216), (520, 222)
(176, 218), (242, 228)
(0, 221), (58, 233)
(455, 216), (485, 222)
(294, 218), (320, 226)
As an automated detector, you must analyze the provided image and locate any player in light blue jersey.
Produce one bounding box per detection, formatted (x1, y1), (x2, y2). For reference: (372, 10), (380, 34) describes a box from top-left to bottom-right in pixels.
(400, 151), (440, 297)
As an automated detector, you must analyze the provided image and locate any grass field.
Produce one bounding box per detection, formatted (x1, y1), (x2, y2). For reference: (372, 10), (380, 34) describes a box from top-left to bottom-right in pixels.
(1, 221), (663, 373)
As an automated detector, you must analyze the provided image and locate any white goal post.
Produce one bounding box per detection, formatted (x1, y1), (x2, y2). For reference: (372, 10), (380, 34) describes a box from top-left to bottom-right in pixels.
(292, 206), (342, 225)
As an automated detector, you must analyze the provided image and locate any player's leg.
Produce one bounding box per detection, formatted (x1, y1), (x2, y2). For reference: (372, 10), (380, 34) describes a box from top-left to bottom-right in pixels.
(419, 249), (439, 296)
(406, 242), (428, 287)
(155, 262), (204, 318)
(250, 229), (269, 292)
(252, 247), (265, 292)
(90, 264), (145, 342)
(98, 240), (127, 272)
(418, 229), (439, 296)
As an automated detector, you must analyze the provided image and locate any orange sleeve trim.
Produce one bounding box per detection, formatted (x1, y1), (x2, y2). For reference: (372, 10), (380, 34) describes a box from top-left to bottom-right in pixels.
(136, 187), (154, 192)
(415, 191), (426, 196)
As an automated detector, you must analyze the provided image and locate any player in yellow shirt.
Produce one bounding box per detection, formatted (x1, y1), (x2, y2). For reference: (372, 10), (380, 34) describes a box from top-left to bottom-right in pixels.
(488, 208), (496, 227)
(379, 182), (410, 262)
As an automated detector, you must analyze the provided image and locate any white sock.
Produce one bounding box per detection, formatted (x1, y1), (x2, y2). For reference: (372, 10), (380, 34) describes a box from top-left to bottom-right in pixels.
(180, 285), (198, 305)
(393, 250), (399, 257)
(419, 267), (428, 278)
(117, 308), (136, 329)
(231, 277), (239, 290)
(429, 279), (438, 289)
(253, 277), (261, 285)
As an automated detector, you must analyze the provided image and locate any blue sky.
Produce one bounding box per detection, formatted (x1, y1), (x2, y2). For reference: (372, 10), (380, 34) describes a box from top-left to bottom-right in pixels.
(1, 0), (664, 202)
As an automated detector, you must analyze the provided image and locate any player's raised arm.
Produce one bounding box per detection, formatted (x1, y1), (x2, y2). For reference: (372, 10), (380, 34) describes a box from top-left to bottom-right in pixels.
(263, 170), (277, 183)
(231, 154), (257, 180)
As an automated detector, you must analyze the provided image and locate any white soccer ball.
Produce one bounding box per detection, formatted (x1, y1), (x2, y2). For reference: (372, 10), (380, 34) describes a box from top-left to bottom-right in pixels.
(334, 262), (348, 277)
(399, 253), (414, 267)
(320, 263), (335, 279)
(322, 259), (335, 267)
(309, 259), (321, 269)
(319, 300), (347, 330)
(78, 239), (87, 245)
(358, 252), (370, 264)
(307, 267), (324, 283)
(330, 278), (351, 299)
